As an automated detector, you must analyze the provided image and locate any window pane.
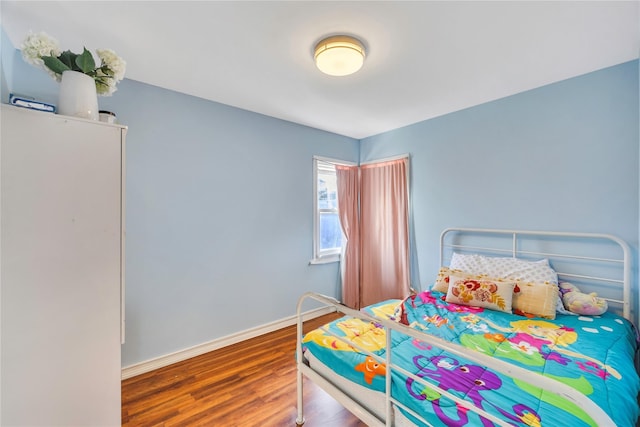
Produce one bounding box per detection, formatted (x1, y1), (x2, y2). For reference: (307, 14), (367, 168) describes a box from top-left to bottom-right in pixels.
(319, 212), (342, 250)
(313, 157), (351, 262)
(318, 168), (338, 210)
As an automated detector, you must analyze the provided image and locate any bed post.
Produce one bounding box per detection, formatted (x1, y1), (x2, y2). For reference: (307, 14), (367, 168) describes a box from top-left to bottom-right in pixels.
(296, 369), (304, 426)
(295, 296), (305, 426)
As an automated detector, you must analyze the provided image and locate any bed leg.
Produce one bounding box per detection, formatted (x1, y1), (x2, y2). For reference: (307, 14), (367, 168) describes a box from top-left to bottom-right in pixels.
(296, 368), (305, 426)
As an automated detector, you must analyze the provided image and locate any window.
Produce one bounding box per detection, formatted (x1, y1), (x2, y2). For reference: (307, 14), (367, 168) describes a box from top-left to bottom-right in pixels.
(311, 157), (354, 264)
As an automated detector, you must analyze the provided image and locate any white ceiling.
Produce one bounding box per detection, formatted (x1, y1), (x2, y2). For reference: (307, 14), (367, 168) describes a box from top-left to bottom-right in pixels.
(2, 1), (638, 139)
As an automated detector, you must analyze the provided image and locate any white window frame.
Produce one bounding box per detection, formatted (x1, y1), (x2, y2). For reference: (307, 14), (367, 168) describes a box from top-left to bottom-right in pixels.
(310, 156), (356, 265)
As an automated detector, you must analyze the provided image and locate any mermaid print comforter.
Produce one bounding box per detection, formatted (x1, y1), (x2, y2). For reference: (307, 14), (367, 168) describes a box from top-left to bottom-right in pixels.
(301, 291), (640, 427)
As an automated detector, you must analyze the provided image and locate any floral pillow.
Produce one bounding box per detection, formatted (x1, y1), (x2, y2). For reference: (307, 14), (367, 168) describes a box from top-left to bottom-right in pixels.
(512, 281), (558, 319)
(445, 274), (516, 313)
(432, 266), (465, 292)
(434, 267), (558, 318)
(433, 267), (512, 292)
(448, 253), (572, 315)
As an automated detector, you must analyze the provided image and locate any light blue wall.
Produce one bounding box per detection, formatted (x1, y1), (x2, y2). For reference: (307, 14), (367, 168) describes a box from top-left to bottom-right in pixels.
(0, 27), (15, 102)
(361, 61), (639, 312)
(100, 82), (357, 366)
(4, 35), (359, 366)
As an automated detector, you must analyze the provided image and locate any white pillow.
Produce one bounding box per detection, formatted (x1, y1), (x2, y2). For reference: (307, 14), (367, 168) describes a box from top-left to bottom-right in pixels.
(449, 253), (557, 283)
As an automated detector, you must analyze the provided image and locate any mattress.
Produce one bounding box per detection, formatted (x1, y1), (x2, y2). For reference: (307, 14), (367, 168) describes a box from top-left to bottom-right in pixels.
(305, 350), (416, 427)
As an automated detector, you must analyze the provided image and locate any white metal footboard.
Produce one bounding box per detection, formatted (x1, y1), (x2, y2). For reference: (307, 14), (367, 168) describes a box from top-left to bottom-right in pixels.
(295, 292), (617, 427)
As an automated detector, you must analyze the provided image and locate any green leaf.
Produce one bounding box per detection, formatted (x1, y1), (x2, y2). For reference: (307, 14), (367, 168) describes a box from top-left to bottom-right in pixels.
(41, 56), (71, 74)
(75, 48), (96, 73)
(98, 65), (113, 77)
(58, 50), (77, 70)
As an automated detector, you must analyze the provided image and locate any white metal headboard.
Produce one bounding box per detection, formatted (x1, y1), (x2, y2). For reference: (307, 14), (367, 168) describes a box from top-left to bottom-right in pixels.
(440, 228), (633, 323)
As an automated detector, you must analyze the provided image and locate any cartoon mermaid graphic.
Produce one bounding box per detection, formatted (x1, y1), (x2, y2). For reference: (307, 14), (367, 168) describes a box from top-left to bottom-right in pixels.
(467, 318), (620, 380)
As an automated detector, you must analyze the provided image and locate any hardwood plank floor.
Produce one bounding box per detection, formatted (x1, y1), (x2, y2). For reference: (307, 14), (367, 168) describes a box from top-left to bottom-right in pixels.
(122, 314), (367, 427)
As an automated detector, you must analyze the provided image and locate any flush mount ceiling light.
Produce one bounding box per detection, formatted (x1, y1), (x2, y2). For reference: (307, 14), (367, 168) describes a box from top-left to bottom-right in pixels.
(314, 35), (366, 77)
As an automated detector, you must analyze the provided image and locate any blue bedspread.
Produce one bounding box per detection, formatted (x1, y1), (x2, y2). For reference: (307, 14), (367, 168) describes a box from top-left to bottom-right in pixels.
(302, 291), (640, 427)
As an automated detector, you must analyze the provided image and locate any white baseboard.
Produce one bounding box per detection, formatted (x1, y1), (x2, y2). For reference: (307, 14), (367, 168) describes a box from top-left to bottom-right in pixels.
(121, 305), (336, 380)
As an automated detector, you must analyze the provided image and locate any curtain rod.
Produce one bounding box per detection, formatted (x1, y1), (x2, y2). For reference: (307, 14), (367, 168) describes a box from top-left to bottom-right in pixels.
(360, 153), (410, 166)
(313, 155), (357, 166)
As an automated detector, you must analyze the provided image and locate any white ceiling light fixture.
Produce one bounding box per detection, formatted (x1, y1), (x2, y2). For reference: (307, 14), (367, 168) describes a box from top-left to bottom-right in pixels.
(314, 35), (366, 77)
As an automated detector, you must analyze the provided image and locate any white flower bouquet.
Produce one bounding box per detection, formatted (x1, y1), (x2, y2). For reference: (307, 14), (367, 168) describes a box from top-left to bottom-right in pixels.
(21, 32), (126, 96)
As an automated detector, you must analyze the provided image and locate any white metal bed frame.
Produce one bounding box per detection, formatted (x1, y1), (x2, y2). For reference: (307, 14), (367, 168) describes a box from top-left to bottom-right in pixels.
(295, 228), (636, 427)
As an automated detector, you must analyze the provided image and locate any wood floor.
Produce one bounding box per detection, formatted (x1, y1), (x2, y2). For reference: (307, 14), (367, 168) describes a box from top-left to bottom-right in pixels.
(121, 313), (368, 427)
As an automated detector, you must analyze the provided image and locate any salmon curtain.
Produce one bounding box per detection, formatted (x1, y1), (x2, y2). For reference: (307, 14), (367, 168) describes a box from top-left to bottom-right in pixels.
(335, 165), (360, 308)
(336, 157), (411, 309)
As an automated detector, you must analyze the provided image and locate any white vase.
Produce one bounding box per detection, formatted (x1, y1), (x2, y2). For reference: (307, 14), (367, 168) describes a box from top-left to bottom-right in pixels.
(57, 70), (99, 120)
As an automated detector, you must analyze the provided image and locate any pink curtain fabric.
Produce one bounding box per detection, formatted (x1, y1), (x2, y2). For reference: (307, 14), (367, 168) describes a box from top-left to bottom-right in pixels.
(335, 158), (411, 309)
(335, 165), (360, 308)
(359, 158), (410, 307)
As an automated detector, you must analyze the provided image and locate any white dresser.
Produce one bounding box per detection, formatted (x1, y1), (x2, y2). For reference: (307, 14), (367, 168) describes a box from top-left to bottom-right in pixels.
(1, 104), (125, 426)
